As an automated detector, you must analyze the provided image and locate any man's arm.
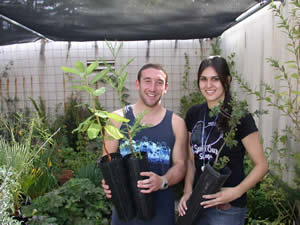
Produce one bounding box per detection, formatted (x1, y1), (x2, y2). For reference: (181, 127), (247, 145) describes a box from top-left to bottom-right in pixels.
(138, 113), (188, 193)
(163, 113), (188, 186)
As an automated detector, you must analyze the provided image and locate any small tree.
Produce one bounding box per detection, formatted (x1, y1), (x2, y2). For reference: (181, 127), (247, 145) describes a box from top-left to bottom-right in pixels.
(61, 41), (149, 160)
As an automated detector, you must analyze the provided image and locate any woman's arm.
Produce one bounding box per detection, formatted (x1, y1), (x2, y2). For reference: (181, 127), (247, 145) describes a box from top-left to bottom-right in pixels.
(178, 132), (197, 216)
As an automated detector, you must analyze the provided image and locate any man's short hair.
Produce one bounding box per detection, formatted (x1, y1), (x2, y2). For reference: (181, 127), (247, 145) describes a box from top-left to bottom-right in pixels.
(137, 63), (168, 83)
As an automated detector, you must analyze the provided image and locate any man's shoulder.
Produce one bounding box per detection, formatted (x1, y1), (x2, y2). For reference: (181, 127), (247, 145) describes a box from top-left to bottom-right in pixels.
(170, 111), (187, 133)
(170, 111), (184, 122)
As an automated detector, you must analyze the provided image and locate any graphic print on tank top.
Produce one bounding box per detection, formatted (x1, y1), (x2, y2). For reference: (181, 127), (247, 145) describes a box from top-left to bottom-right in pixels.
(191, 119), (223, 165)
(120, 136), (171, 175)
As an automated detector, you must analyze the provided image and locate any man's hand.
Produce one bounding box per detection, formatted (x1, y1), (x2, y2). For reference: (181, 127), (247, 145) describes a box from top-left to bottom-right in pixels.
(101, 179), (112, 199)
(137, 171), (164, 193)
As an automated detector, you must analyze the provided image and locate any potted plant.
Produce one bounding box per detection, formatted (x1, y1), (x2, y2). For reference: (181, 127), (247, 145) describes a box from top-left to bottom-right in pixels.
(61, 59), (136, 221)
(177, 96), (248, 225)
(61, 43), (154, 221)
(99, 42), (155, 220)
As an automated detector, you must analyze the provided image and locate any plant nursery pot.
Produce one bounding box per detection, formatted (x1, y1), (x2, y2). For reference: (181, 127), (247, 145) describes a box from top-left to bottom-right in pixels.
(124, 151), (155, 221)
(98, 152), (135, 221)
(57, 169), (74, 185)
(177, 164), (231, 225)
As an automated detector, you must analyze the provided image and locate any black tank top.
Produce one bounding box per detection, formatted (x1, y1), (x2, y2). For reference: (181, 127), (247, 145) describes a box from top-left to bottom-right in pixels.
(112, 105), (176, 225)
(119, 105), (175, 176)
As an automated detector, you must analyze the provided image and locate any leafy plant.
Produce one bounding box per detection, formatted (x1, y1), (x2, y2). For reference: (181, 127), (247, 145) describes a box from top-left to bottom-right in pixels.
(102, 41), (151, 159)
(209, 96), (249, 170)
(29, 97), (48, 127)
(52, 94), (92, 151)
(61, 57), (129, 161)
(179, 53), (205, 117)
(230, 1), (300, 224)
(74, 162), (103, 187)
(0, 167), (22, 225)
(62, 41), (150, 160)
(22, 178), (112, 225)
(244, 156), (293, 224)
(210, 37), (221, 56)
(0, 114), (60, 210)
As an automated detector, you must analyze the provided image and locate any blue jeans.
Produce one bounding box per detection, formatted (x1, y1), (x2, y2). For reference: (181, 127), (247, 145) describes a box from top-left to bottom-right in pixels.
(195, 205), (247, 225)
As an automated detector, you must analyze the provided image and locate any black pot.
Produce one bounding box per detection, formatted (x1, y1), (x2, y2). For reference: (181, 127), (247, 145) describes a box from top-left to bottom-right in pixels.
(124, 151), (155, 221)
(177, 164), (231, 225)
(98, 152), (135, 221)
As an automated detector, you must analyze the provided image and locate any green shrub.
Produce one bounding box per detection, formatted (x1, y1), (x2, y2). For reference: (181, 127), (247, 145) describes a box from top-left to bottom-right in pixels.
(74, 162), (103, 187)
(0, 167), (22, 225)
(22, 178), (112, 225)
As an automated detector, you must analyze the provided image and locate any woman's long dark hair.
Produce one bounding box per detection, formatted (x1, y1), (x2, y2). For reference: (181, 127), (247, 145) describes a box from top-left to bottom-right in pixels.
(197, 56), (232, 132)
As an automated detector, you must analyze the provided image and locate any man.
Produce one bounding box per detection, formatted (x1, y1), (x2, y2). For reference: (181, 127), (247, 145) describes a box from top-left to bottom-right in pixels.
(102, 63), (187, 225)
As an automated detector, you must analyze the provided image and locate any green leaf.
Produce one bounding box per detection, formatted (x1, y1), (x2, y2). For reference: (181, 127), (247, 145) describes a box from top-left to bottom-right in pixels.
(71, 85), (94, 93)
(288, 63), (297, 69)
(87, 123), (101, 139)
(291, 91), (300, 95)
(69, 79), (85, 83)
(118, 72), (128, 92)
(107, 113), (130, 123)
(119, 57), (135, 76)
(92, 87), (106, 96)
(279, 91), (288, 96)
(291, 73), (299, 79)
(274, 75), (282, 79)
(95, 111), (108, 118)
(279, 135), (287, 144)
(86, 61), (99, 76)
(91, 68), (110, 84)
(72, 116), (94, 133)
(75, 61), (85, 73)
(265, 97), (271, 102)
(61, 66), (81, 76)
(284, 60), (296, 64)
(104, 125), (124, 140)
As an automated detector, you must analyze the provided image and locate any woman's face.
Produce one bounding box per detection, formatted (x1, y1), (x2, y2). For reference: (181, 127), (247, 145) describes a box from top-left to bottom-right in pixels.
(198, 66), (225, 108)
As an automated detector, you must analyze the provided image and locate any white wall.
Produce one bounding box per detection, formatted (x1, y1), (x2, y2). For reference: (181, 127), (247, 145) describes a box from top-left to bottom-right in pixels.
(0, 39), (214, 115)
(221, 1), (298, 182)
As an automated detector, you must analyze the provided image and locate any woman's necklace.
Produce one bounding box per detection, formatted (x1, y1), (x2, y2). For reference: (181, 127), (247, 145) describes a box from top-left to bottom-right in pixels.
(201, 110), (218, 171)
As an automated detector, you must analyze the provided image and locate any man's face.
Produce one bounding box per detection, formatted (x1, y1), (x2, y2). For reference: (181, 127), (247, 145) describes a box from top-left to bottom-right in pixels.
(136, 67), (168, 108)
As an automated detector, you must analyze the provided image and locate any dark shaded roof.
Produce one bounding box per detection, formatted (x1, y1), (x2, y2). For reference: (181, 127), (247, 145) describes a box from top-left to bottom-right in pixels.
(0, 0), (267, 46)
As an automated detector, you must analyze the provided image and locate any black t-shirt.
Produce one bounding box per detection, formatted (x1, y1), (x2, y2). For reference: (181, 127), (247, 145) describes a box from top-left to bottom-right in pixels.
(185, 102), (258, 207)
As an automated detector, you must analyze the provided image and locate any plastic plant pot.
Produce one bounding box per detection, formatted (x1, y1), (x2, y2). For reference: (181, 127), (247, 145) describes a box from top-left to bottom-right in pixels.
(177, 164), (231, 225)
(98, 152), (135, 221)
(125, 151), (155, 221)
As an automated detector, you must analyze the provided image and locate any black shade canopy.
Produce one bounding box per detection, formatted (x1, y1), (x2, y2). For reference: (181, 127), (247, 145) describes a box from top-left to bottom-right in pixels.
(0, 0), (263, 46)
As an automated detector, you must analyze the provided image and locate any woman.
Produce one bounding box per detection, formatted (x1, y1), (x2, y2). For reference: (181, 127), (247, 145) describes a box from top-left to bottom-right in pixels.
(178, 56), (268, 225)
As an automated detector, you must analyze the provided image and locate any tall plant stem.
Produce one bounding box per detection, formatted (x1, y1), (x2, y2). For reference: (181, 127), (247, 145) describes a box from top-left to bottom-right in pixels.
(214, 141), (226, 167)
(121, 106), (135, 158)
(88, 80), (111, 161)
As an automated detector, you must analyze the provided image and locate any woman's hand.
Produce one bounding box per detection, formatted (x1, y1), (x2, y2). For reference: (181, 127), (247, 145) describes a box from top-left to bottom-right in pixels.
(200, 187), (242, 208)
(178, 191), (192, 216)
(101, 179), (112, 199)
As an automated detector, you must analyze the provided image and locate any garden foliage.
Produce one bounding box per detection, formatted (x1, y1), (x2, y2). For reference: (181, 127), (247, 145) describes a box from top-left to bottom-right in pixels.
(22, 178), (112, 225)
